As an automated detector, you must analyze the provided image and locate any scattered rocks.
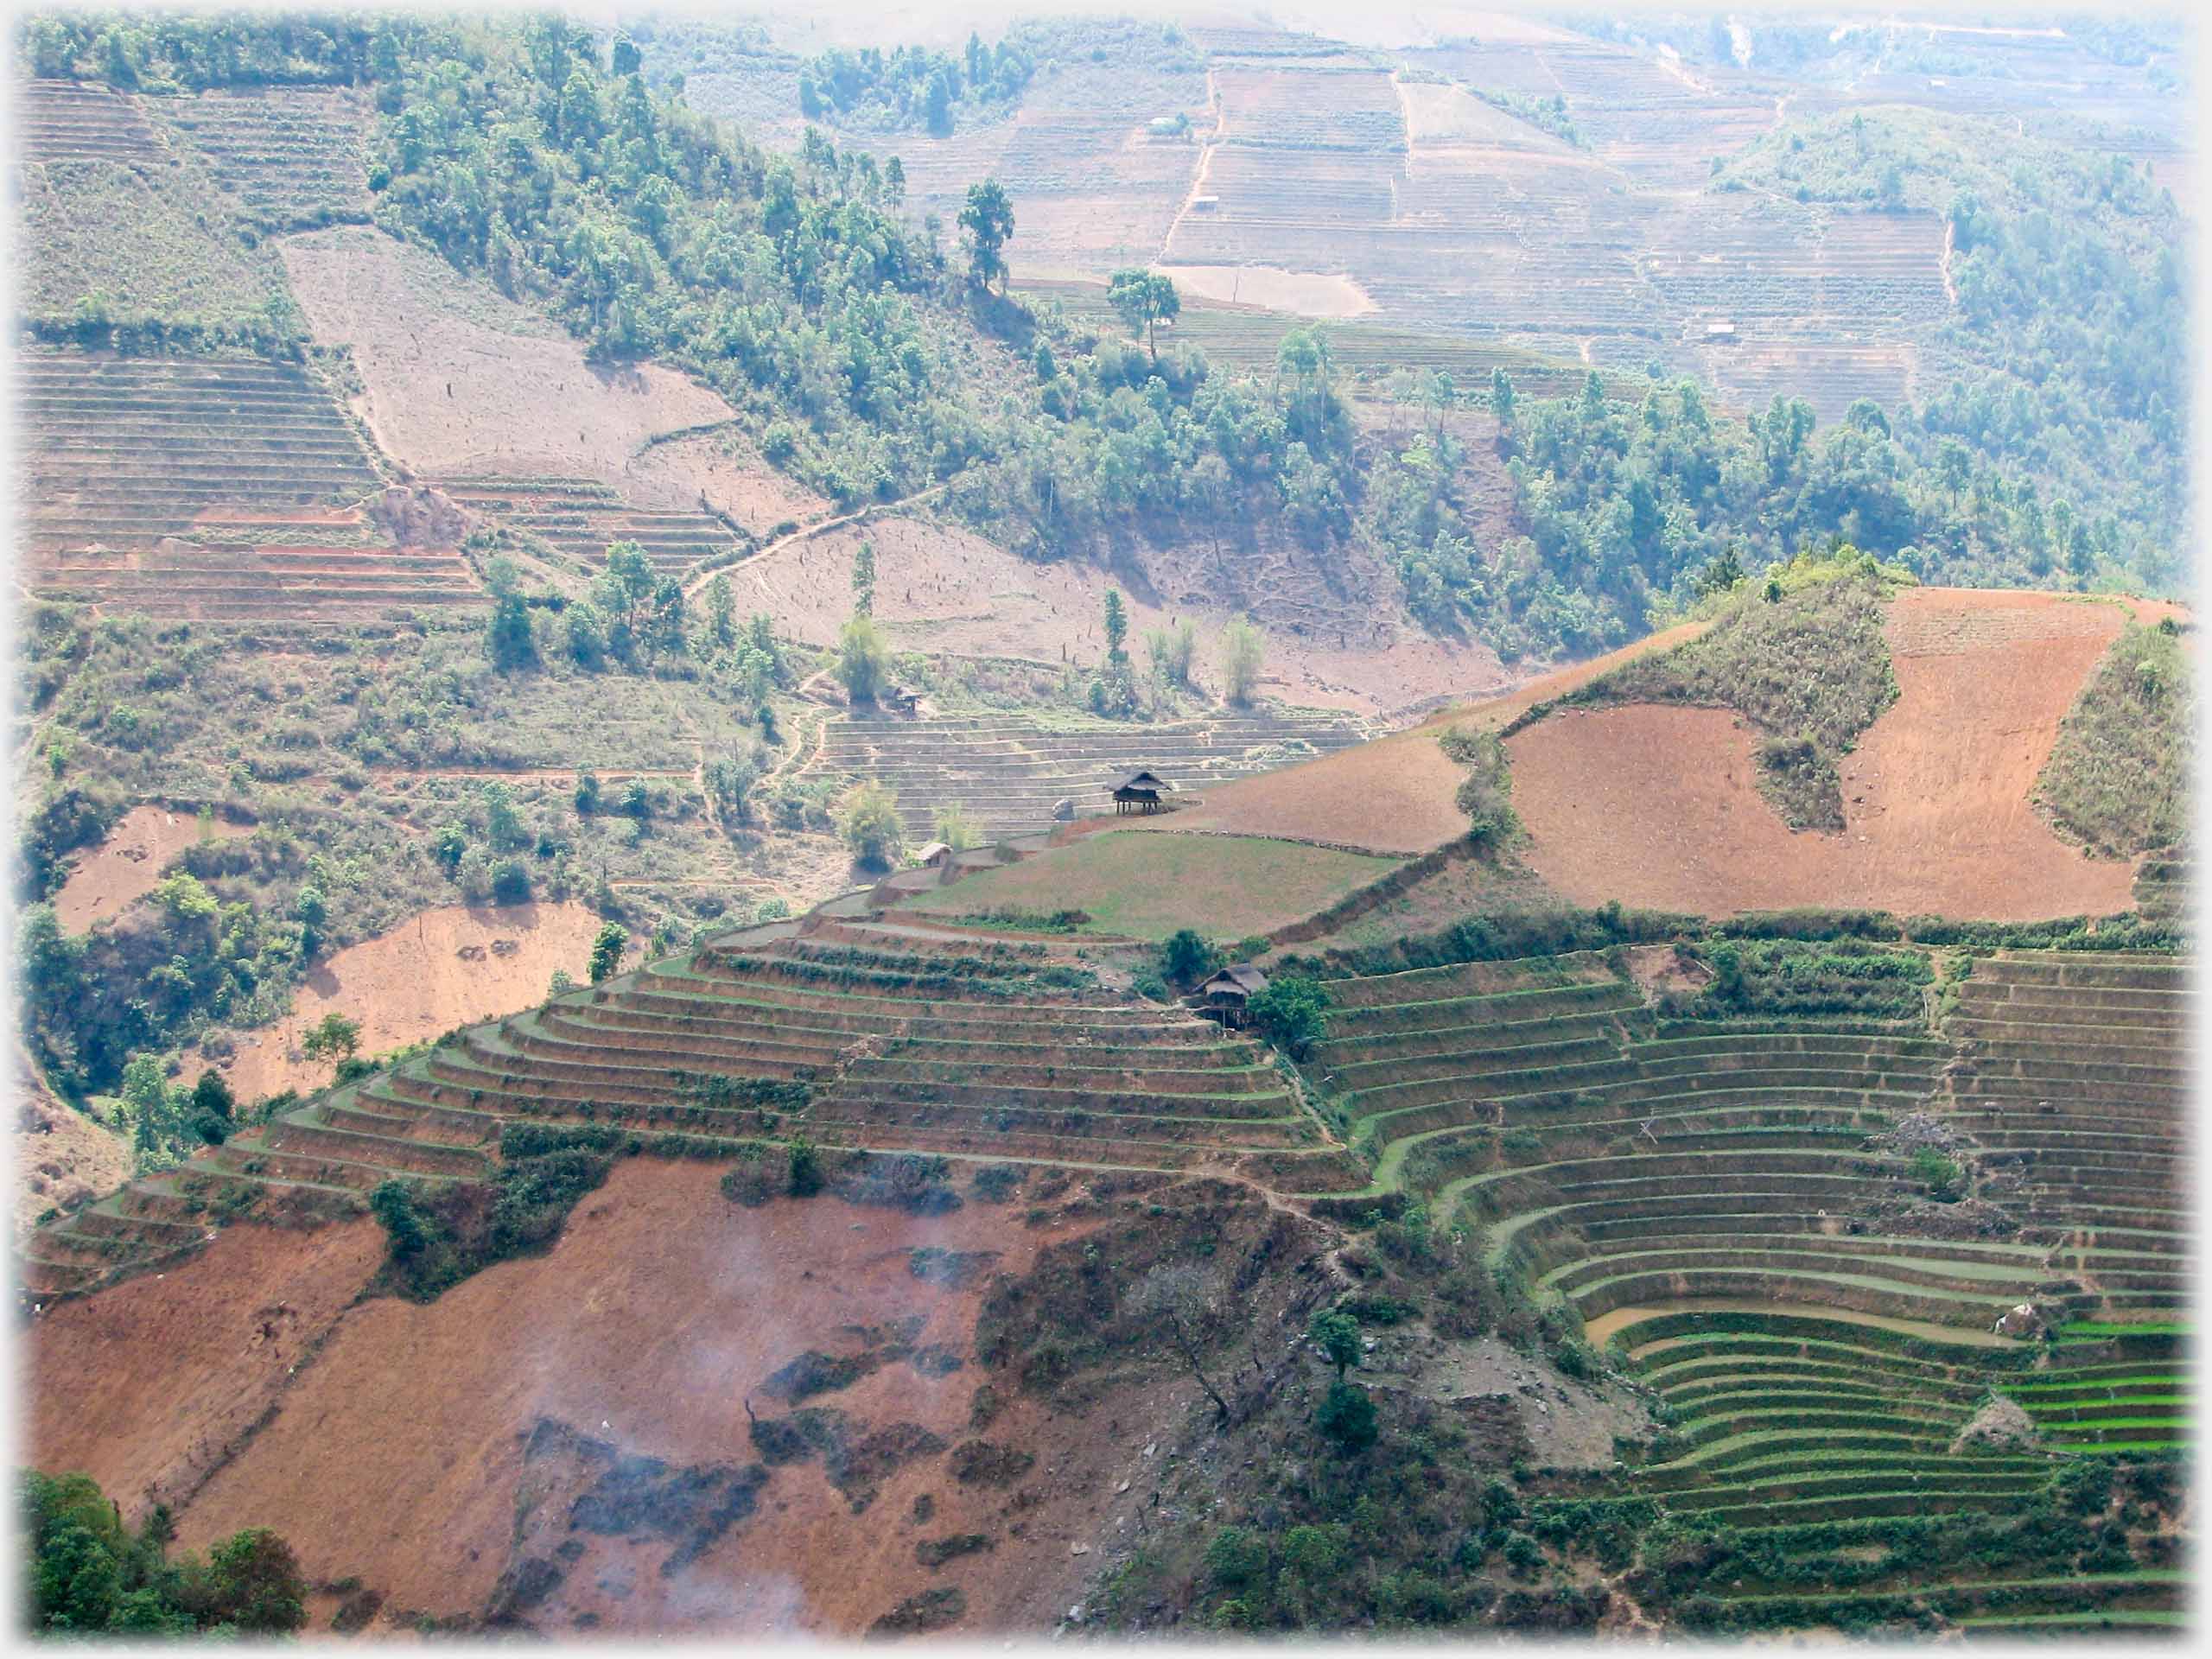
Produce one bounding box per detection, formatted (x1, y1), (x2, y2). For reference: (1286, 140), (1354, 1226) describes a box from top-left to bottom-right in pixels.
(1951, 1395), (2040, 1454)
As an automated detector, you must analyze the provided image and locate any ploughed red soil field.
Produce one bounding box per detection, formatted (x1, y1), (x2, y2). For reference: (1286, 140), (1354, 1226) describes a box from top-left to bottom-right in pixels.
(1504, 588), (2144, 919)
(24, 1160), (1157, 1637)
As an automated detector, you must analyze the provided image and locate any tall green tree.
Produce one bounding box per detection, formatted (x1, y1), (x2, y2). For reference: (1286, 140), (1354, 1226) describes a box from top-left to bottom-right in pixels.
(836, 613), (890, 704)
(1107, 268), (1180, 362)
(588, 922), (628, 983)
(958, 179), (1014, 293)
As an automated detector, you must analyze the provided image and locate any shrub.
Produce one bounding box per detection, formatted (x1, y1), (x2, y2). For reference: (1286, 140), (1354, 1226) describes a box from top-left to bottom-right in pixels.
(1160, 927), (1217, 984)
(787, 1135), (823, 1198)
(588, 922), (627, 984)
(969, 1163), (1022, 1203)
(1316, 1379), (1377, 1451)
(1219, 614), (1264, 704)
(1308, 1307), (1363, 1377)
(1912, 1146), (1966, 1201)
(1205, 1525), (1268, 1588)
(838, 779), (904, 868)
(836, 613), (890, 704)
(1248, 974), (1330, 1059)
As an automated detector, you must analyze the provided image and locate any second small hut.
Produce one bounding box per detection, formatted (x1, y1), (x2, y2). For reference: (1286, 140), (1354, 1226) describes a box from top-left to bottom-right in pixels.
(1198, 963), (1269, 1027)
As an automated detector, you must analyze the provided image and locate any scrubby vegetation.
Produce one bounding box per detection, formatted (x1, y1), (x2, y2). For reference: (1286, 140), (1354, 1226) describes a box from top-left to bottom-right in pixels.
(2035, 619), (2190, 857)
(797, 33), (1033, 134)
(1520, 551), (1906, 829)
(14, 598), (801, 1099)
(367, 1129), (616, 1300)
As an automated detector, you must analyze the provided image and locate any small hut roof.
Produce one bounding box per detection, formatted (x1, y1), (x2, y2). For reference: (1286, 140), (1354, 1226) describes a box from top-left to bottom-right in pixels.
(1118, 768), (1173, 791)
(1201, 963), (1270, 997)
(915, 841), (951, 862)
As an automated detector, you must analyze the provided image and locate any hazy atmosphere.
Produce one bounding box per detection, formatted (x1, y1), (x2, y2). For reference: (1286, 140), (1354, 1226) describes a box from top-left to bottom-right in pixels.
(9, 0), (2196, 1643)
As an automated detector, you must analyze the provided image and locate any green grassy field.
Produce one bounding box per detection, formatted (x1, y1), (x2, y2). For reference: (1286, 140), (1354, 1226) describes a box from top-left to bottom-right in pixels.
(899, 831), (1402, 941)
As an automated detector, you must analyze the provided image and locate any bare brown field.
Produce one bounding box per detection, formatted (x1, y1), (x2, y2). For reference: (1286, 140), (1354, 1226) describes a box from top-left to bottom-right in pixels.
(626, 429), (830, 535)
(221, 902), (617, 1104)
(1135, 725), (1472, 854)
(1157, 263), (1376, 317)
(26, 1217), (391, 1500)
(53, 804), (256, 933)
(1504, 588), (2142, 919)
(281, 227), (732, 486)
(99, 1160), (1127, 1636)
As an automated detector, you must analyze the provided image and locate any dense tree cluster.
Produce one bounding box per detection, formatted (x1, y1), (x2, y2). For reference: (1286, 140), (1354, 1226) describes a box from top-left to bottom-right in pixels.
(1713, 107), (2188, 588)
(798, 32), (1033, 134)
(21, 1470), (308, 1636)
(16, 8), (439, 90)
(1385, 359), (2171, 663)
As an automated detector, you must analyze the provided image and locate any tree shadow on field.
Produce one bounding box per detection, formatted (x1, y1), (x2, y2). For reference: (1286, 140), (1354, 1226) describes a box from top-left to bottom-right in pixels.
(963, 285), (1036, 353)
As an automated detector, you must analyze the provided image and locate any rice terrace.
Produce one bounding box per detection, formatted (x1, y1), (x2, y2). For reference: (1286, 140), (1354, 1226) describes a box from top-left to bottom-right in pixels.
(6, 1), (2196, 1645)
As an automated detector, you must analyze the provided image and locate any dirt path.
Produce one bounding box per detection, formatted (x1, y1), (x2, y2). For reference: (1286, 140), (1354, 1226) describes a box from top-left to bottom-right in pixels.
(681, 483), (948, 603)
(1941, 216), (1958, 307)
(1155, 66), (1224, 263)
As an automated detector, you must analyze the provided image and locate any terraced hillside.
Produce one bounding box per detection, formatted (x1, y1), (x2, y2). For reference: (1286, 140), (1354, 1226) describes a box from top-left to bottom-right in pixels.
(811, 707), (1371, 842)
(146, 86), (374, 229)
(18, 77), (168, 163)
(1282, 944), (2187, 1636)
(429, 474), (751, 582)
(19, 924), (1363, 1298)
(20, 351), (482, 624)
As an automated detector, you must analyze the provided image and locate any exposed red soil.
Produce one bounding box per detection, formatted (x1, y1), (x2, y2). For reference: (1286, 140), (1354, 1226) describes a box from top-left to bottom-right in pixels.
(1131, 725), (1474, 855)
(53, 804), (255, 933)
(15, 1045), (132, 1235)
(127, 1160), (1135, 1636)
(219, 902), (614, 1104)
(25, 1218), (390, 1507)
(1503, 588), (2143, 920)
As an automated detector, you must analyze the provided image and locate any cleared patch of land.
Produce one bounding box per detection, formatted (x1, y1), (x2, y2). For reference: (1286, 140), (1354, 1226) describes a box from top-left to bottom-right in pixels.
(1132, 726), (1471, 855)
(281, 226), (733, 485)
(1157, 264), (1376, 318)
(1504, 588), (2142, 920)
(15, 1047), (132, 1236)
(903, 830), (1401, 939)
(735, 512), (1507, 717)
(221, 901), (615, 1104)
(62, 1159), (1106, 1635)
(53, 804), (256, 933)
(26, 1217), (391, 1500)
